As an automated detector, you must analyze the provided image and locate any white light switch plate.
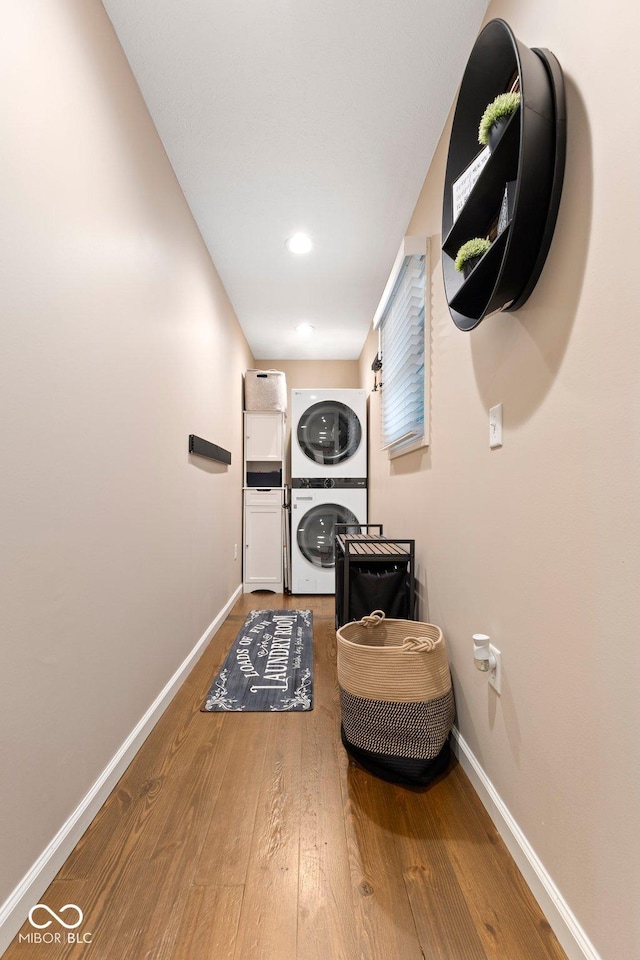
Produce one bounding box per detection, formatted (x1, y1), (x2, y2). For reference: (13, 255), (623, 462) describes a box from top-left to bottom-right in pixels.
(489, 403), (503, 448)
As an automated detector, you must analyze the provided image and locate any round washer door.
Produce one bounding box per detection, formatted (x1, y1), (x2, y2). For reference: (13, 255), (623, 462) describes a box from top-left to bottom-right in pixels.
(297, 503), (359, 569)
(297, 401), (362, 466)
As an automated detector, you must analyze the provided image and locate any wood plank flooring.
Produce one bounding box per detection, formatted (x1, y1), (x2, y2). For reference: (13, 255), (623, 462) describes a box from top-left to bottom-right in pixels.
(4, 594), (568, 960)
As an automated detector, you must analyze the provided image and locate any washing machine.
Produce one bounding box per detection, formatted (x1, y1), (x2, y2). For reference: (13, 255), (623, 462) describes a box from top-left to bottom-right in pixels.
(291, 481), (367, 594)
(291, 389), (367, 480)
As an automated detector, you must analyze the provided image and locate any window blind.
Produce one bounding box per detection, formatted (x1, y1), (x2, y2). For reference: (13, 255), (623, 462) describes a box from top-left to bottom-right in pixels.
(380, 254), (425, 453)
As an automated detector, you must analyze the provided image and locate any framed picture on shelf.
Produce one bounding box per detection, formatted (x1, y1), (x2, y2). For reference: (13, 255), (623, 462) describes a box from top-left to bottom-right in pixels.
(507, 72), (521, 95)
(451, 146), (491, 221)
(497, 180), (517, 235)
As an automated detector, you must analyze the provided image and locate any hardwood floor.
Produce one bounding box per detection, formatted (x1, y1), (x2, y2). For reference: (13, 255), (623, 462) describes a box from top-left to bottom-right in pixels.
(4, 594), (567, 960)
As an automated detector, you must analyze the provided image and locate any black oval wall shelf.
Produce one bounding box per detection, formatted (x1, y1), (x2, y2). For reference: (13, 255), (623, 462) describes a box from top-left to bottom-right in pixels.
(442, 19), (566, 331)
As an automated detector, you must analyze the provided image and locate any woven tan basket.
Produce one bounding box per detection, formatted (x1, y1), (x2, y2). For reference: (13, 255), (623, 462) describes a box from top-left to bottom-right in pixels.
(337, 610), (452, 703)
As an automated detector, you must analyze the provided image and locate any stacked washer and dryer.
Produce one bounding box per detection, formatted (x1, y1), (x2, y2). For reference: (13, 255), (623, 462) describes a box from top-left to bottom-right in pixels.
(290, 389), (367, 594)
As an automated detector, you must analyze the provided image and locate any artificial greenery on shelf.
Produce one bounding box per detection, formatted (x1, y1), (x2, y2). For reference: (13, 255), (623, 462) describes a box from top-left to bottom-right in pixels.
(478, 92), (521, 146)
(455, 238), (491, 273)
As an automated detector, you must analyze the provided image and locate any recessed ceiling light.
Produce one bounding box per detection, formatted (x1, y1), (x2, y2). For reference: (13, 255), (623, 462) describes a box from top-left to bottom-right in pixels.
(286, 233), (313, 255)
(296, 323), (315, 337)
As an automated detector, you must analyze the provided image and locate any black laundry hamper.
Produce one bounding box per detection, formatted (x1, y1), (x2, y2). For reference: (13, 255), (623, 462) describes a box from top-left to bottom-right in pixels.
(337, 611), (455, 786)
(348, 564), (410, 620)
(334, 526), (415, 628)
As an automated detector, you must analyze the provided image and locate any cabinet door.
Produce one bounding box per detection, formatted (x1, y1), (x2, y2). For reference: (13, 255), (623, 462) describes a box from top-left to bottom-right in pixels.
(245, 413), (283, 461)
(244, 505), (282, 584)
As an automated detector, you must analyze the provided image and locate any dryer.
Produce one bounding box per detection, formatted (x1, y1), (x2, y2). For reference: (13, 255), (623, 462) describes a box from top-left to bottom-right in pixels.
(291, 389), (367, 479)
(291, 481), (367, 594)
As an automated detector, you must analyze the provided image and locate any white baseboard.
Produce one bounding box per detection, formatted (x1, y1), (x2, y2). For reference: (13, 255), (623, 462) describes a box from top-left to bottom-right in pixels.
(0, 584), (242, 956)
(451, 727), (602, 960)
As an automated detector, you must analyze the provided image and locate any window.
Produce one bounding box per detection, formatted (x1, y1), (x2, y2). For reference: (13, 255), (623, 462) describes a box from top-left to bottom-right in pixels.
(375, 238), (429, 458)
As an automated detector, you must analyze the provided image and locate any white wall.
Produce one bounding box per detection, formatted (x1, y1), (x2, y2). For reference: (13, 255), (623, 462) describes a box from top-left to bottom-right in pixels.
(361, 1), (640, 958)
(0, 0), (252, 919)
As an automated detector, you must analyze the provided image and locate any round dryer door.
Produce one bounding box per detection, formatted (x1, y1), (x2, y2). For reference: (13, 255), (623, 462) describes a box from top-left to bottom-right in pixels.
(297, 401), (362, 466)
(297, 503), (359, 569)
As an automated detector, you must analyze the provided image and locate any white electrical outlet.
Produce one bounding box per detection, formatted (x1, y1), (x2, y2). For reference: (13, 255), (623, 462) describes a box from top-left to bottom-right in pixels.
(488, 644), (502, 695)
(233, 544), (238, 561)
(489, 403), (503, 448)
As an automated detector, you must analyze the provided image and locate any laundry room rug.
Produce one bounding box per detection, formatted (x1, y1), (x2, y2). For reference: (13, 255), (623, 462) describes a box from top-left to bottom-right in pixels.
(201, 610), (313, 712)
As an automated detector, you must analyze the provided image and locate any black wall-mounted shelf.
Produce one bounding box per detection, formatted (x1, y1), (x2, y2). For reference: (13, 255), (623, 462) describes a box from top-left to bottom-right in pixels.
(441, 19), (567, 331)
(188, 435), (231, 464)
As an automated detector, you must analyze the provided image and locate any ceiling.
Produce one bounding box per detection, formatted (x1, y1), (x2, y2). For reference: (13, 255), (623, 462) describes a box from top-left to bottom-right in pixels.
(102, 0), (489, 360)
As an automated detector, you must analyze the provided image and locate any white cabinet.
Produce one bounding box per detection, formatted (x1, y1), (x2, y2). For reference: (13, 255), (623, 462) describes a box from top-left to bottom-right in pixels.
(243, 491), (284, 593)
(244, 412), (283, 462)
(243, 411), (285, 594)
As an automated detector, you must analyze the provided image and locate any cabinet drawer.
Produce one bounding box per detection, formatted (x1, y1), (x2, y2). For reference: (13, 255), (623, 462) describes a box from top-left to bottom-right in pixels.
(244, 488), (283, 506)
